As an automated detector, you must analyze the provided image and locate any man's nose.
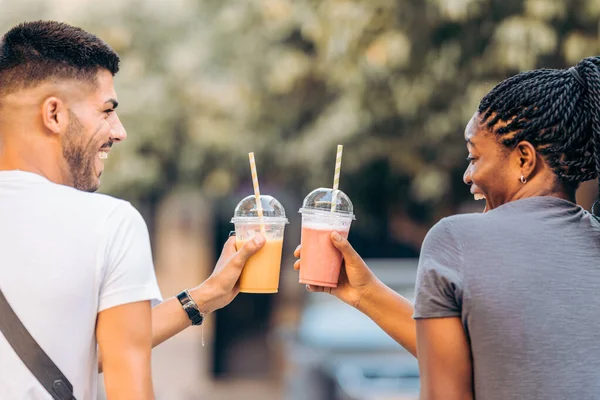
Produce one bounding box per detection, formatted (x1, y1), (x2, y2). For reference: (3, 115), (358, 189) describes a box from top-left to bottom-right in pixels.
(108, 113), (127, 142)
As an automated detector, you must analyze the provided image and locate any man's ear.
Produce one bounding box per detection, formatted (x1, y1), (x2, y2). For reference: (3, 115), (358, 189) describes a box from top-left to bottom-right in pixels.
(515, 140), (537, 180)
(41, 96), (68, 135)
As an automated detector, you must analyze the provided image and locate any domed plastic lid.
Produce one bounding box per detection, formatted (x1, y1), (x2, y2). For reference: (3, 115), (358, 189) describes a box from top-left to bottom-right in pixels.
(231, 195), (289, 224)
(299, 187), (355, 219)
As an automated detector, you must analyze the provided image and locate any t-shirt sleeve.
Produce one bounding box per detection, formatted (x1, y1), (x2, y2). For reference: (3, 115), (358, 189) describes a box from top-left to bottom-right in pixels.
(413, 217), (464, 320)
(98, 202), (163, 313)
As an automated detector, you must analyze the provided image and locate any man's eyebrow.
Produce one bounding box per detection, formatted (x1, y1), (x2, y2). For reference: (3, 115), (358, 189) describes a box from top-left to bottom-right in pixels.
(104, 98), (119, 109)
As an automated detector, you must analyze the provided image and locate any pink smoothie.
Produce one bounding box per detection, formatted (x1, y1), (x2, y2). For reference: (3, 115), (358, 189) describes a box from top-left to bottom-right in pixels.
(299, 225), (350, 287)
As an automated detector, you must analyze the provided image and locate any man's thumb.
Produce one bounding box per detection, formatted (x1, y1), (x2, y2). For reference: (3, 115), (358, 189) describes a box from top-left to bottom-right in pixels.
(229, 233), (266, 271)
(221, 236), (238, 259)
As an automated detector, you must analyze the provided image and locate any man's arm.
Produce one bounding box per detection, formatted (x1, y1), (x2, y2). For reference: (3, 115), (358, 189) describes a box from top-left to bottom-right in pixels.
(97, 300), (154, 400)
(148, 282), (222, 348)
(416, 317), (473, 400)
(98, 235), (265, 373)
(149, 235), (264, 347)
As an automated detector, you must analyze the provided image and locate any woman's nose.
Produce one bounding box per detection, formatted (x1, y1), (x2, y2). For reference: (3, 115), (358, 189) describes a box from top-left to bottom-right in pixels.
(463, 167), (472, 186)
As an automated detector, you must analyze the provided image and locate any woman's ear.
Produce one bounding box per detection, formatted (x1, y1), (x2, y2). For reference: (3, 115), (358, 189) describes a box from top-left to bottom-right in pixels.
(515, 141), (536, 180)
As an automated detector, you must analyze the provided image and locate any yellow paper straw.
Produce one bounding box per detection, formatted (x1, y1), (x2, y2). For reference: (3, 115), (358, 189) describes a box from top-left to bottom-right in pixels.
(331, 145), (344, 212)
(248, 152), (266, 234)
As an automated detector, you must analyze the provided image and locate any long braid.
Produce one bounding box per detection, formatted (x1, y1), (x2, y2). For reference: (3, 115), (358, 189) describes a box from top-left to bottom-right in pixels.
(478, 56), (600, 212)
(579, 57), (600, 215)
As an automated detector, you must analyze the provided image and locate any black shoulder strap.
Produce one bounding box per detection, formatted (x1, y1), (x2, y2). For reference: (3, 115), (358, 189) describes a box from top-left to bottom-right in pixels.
(0, 287), (76, 400)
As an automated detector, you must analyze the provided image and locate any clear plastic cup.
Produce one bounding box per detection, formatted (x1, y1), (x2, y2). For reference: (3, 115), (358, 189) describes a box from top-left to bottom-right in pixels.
(298, 188), (355, 287)
(231, 195), (288, 293)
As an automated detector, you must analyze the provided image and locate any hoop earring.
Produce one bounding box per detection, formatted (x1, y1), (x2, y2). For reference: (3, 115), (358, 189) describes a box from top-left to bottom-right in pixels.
(520, 175), (527, 184)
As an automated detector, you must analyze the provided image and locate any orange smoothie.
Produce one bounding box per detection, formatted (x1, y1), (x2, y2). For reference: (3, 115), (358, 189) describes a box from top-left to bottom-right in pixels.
(236, 238), (284, 293)
(299, 226), (349, 287)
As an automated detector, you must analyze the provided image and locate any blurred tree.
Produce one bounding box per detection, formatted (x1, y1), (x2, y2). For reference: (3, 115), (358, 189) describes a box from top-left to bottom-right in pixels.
(1, 0), (599, 229)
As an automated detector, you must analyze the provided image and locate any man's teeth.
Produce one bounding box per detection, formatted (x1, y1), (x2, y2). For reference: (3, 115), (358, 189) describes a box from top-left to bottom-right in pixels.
(474, 193), (485, 201)
(99, 151), (108, 160)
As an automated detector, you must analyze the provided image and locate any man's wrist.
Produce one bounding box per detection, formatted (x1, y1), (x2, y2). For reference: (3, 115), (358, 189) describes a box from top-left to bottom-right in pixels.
(189, 284), (213, 315)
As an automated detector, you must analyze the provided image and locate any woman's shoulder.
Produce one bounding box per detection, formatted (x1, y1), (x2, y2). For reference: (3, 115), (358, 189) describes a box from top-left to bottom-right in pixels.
(420, 215), (474, 255)
(421, 212), (496, 255)
(427, 212), (486, 237)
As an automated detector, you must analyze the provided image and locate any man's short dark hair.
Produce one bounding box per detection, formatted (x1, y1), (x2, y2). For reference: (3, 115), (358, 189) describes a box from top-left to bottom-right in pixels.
(0, 20), (120, 95)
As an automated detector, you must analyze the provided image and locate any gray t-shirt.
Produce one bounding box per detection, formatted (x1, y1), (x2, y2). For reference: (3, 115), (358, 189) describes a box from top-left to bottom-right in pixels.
(414, 196), (600, 400)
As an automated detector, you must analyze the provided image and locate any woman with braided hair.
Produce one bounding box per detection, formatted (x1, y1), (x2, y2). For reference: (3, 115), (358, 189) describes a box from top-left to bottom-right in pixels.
(294, 56), (600, 399)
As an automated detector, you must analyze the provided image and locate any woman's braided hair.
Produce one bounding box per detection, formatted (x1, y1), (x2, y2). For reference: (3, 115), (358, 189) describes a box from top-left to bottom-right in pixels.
(478, 56), (600, 211)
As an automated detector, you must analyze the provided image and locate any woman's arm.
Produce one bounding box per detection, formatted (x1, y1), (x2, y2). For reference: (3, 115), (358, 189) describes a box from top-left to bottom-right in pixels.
(416, 317), (473, 400)
(294, 233), (417, 357)
(355, 278), (417, 357)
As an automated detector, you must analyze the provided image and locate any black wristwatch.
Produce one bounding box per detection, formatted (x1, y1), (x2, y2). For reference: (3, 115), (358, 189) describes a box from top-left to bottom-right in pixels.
(176, 289), (204, 326)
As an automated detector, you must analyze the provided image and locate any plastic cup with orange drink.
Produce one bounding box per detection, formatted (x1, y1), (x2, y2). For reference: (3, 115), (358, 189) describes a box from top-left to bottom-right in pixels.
(232, 195), (288, 294)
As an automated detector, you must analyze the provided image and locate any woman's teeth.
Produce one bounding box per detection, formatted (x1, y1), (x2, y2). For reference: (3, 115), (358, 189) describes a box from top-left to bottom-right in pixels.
(99, 151), (108, 160)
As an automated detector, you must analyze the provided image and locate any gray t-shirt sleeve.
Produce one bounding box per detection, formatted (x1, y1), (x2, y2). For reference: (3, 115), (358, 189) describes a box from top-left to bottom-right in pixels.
(413, 217), (463, 320)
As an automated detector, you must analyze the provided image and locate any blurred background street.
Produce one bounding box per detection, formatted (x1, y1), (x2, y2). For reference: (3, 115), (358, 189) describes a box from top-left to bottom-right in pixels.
(2, 0), (599, 398)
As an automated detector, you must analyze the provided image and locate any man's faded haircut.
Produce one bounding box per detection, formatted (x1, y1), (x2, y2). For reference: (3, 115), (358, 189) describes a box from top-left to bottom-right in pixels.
(0, 20), (120, 95)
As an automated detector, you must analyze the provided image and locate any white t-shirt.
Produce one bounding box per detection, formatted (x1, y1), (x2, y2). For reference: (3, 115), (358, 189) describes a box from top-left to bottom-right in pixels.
(0, 170), (162, 399)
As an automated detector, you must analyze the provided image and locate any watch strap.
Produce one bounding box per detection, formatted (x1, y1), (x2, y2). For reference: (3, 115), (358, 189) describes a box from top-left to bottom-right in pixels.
(176, 289), (204, 326)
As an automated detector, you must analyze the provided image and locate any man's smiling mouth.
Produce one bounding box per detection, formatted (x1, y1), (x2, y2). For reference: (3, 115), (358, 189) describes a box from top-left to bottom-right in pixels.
(99, 142), (113, 160)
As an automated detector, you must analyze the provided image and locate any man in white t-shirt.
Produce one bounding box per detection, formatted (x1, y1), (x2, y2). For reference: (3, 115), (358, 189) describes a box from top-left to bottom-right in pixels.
(0, 21), (266, 399)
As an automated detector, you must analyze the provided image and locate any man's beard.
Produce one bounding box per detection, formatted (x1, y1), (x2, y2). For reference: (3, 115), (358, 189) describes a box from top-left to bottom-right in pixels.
(62, 111), (100, 192)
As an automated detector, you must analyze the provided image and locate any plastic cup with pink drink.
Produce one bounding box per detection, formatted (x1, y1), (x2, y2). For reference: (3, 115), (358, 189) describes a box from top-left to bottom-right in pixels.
(298, 188), (355, 287)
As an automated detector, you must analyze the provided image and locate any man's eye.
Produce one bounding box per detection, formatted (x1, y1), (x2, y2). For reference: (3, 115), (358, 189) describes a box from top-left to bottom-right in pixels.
(466, 156), (476, 163)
